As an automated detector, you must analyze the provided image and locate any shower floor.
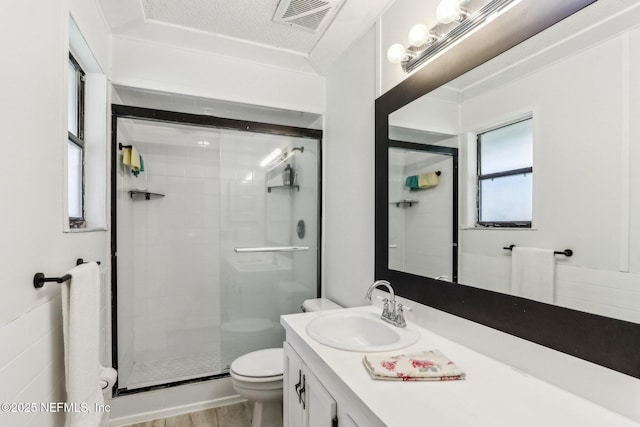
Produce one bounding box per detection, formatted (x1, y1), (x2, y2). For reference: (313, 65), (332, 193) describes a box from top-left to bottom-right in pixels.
(126, 350), (225, 390)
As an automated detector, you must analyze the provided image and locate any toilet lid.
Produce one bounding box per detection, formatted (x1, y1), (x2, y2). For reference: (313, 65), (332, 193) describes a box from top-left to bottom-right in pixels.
(231, 348), (283, 378)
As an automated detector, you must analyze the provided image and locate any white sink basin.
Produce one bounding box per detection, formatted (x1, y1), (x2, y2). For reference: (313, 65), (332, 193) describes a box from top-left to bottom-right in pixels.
(305, 311), (420, 352)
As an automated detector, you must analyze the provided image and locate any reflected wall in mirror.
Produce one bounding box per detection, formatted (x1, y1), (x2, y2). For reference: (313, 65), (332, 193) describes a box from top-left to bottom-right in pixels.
(375, 0), (640, 379)
(387, 0), (640, 324)
(388, 142), (458, 281)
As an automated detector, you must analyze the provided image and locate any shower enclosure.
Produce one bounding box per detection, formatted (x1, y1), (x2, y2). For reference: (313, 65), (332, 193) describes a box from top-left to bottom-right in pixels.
(111, 105), (321, 394)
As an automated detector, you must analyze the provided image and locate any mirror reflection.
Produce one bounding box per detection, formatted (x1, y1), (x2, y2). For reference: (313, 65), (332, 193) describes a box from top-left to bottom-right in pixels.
(388, 144), (457, 281)
(388, 2), (640, 324)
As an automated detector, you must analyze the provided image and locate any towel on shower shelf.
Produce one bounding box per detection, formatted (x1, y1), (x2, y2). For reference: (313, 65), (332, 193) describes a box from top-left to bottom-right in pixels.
(122, 147), (132, 166)
(418, 171), (439, 188)
(122, 146), (145, 177)
(510, 247), (555, 304)
(132, 154), (144, 177)
(405, 175), (419, 191)
(405, 172), (439, 191)
(363, 349), (466, 381)
(61, 262), (108, 427)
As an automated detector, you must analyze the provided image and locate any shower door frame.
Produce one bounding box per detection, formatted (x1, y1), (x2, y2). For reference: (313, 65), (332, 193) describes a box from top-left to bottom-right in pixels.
(110, 104), (323, 396)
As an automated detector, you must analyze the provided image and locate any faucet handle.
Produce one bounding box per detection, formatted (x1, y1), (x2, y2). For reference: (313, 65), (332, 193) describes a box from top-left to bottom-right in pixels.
(381, 298), (392, 319)
(395, 303), (411, 327)
(397, 303), (412, 312)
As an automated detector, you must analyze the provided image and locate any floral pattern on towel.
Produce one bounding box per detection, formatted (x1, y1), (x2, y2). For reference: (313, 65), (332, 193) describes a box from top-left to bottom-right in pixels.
(363, 349), (465, 382)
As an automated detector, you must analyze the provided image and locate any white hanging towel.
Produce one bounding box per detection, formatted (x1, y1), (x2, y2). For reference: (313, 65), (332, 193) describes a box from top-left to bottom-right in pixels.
(61, 262), (106, 427)
(510, 247), (555, 304)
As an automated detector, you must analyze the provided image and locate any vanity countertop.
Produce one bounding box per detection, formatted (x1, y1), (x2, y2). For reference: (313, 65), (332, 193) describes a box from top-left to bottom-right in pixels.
(281, 306), (637, 427)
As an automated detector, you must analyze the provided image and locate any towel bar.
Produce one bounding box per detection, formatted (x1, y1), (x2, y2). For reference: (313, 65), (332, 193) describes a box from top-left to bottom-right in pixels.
(503, 245), (573, 257)
(33, 273), (72, 289)
(118, 143), (132, 150)
(76, 258), (101, 266)
(234, 246), (310, 253)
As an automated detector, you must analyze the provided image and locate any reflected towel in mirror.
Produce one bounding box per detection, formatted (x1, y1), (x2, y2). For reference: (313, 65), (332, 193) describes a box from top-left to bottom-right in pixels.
(510, 247), (555, 304)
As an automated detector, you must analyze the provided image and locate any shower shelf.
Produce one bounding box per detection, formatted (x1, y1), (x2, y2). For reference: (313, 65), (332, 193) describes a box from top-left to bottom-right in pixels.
(129, 190), (165, 200)
(267, 184), (300, 193)
(391, 199), (419, 207)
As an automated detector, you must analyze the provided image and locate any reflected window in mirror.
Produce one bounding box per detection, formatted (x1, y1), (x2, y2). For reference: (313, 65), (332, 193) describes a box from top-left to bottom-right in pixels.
(375, 0), (640, 380)
(477, 117), (533, 227)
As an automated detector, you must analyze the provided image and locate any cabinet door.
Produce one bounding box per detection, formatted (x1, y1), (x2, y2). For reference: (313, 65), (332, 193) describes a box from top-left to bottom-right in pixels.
(303, 368), (337, 427)
(284, 342), (306, 427)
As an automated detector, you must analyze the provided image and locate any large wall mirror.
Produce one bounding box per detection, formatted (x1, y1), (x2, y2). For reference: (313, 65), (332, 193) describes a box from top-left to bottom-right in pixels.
(375, 0), (640, 378)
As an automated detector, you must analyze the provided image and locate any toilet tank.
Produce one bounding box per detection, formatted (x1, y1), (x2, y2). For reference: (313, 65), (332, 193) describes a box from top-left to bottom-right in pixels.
(301, 298), (343, 312)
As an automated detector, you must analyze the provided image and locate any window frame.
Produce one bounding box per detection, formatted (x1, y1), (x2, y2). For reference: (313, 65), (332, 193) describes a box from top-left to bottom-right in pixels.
(476, 117), (533, 228)
(68, 53), (86, 228)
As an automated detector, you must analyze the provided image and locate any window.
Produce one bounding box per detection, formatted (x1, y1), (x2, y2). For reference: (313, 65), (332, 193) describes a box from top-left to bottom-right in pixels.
(477, 117), (533, 227)
(68, 54), (85, 227)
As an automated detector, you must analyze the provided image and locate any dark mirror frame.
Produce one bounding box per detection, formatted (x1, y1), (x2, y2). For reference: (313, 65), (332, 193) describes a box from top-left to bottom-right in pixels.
(374, 0), (640, 379)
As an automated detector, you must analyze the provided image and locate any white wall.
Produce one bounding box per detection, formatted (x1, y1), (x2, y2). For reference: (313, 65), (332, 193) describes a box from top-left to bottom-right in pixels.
(111, 37), (325, 115)
(0, 0), (111, 426)
(458, 31), (640, 323)
(322, 27), (377, 307)
(320, 1), (639, 419)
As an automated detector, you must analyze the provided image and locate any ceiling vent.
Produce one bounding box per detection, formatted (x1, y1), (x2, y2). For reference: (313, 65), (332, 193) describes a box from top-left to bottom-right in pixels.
(273, 0), (346, 33)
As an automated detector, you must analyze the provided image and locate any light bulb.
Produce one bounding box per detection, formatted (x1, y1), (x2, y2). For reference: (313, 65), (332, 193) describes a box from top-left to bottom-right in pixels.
(387, 43), (408, 64)
(436, 0), (464, 24)
(408, 24), (433, 47)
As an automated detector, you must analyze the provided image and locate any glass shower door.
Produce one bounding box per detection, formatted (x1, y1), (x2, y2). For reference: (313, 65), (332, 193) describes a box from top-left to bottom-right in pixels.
(218, 128), (319, 369)
(114, 111), (319, 392)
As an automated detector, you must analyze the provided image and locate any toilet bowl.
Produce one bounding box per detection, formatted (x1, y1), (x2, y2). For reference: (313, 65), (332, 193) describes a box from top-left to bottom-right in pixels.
(230, 348), (284, 427)
(230, 298), (343, 427)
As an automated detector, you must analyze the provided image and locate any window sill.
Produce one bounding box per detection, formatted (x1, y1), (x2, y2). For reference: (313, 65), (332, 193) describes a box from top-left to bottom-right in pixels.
(65, 226), (107, 233)
(461, 226), (538, 231)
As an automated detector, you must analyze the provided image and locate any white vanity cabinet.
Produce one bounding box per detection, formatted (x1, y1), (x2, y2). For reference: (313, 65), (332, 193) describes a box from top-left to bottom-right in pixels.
(284, 342), (338, 427)
(281, 307), (638, 427)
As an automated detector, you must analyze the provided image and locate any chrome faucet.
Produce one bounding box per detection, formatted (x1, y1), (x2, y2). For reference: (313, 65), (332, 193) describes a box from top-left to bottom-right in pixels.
(365, 280), (410, 328)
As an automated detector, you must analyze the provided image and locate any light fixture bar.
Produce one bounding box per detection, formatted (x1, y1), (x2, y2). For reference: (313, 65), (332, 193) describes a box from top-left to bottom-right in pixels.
(402, 0), (517, 73)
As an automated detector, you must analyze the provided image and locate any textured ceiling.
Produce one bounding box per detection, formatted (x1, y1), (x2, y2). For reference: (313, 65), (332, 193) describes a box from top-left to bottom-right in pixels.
(98, 0), (390, 74)
(141, 0), (319, 53)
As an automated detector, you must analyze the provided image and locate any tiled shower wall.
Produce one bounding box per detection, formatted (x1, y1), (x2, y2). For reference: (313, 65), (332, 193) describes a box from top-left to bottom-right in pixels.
(118, 133), (223, 378)
(116, 123), (319, 387)
(388, 150), (454, 279)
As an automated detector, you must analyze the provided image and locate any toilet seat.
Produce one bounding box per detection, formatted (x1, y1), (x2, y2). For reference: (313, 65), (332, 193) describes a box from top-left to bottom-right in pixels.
(230, 348), (283, 382)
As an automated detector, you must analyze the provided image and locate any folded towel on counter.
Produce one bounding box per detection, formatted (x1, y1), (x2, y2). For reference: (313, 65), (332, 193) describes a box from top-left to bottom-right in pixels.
(418, 171), (439, 188)
(363, 349), (465, 381)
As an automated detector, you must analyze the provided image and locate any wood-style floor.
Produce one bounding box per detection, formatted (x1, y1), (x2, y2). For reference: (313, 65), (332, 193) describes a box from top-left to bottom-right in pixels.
(123, 402), (251, 427)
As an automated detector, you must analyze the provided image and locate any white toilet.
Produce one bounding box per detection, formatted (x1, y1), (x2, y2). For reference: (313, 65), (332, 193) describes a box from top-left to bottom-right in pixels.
(229, 298), (342, 427)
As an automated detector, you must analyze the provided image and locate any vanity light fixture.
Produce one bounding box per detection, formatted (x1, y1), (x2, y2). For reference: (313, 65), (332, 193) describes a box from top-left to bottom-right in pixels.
(408, 24), (439, 47)
(387, 0), (519, 73)
(436, 0), (468, 24)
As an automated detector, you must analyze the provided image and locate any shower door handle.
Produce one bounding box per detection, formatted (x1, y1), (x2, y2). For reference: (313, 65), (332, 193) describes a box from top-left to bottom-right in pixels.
(234, 246), (310, 253)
